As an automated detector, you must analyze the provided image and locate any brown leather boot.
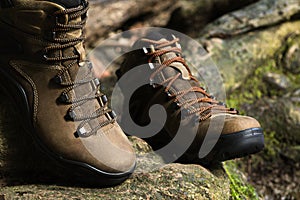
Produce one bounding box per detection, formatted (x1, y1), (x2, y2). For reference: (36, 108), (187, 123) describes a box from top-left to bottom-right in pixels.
(0, 0), (135, 185)
(117, 32), (264, 165)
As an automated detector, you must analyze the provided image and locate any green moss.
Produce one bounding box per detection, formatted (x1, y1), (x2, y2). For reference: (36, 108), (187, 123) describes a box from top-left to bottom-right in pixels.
(224, 161), (259, 200)
(261, 131), (280, 160)
(226, 60), (277, 116)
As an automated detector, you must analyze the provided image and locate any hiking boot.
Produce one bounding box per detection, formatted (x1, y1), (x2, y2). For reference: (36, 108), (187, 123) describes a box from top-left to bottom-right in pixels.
(0, 0), (135, 185)
(117, 32), (264, 165)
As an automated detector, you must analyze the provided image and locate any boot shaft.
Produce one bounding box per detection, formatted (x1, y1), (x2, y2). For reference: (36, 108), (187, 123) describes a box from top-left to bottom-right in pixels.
(0, 0), (87, 62)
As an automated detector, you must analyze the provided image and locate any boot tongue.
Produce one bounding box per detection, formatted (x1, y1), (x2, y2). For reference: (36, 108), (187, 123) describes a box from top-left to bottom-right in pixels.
(47, 0), (85, 8)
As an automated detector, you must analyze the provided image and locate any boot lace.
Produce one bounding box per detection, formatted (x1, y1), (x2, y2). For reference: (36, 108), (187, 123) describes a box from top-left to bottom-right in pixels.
(43, 3), (116, 137)
(141, 37), (239, 122)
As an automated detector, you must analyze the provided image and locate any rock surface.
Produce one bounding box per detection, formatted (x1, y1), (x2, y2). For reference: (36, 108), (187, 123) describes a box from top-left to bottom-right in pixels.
(86, 0), (178, 47)
(167, 0), (259, 37)
(200, 0), (300, 38)
(199, 21), (300, 91)
(0, 93), (231, 199)
(0, 163), (230, 199)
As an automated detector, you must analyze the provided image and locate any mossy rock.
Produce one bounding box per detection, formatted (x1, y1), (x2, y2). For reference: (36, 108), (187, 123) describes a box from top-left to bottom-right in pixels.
(196, 21), (300, 92)
(190, 0), (300, 198)
(200, 0), (300, 38)
(0, 163), (230, 199)
(193, 0), (300, 92)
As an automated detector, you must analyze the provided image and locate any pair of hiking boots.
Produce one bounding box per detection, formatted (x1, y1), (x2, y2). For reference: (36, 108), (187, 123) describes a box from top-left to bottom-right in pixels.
(0, 0), (264, 186)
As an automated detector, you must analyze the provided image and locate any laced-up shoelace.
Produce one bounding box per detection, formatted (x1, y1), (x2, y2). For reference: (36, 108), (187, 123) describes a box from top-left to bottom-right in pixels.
(141, 37), (238, 122)
(43, 3), (116, 137)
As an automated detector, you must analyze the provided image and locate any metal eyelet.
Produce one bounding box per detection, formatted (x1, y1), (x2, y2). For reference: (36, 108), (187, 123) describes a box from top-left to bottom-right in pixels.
(172, 34), (182, 49)
(109, 110), (117, 119)
(90, 78), (100, 90)
(52, 31), (56, 40)
(170, 101), (180, 110)
(77, 127), (87, 137)
(65, 110), (75, 121)
(106, 110), (117, 120)
(166, 91), (172, 97)
(218, 102), (226, 107)
(149, 78), (154, 86)
(79, 61), (93, 69)
(142, 47), (155, 70)
(229, 108), (239, 114)
(94, 78), (100, 86)
(59, 93), (69, 103)
(43, 54), (49, 61)
(53, 75), (62, 84)
(97, 94), (108, 107)
(143, 47), (148, 54)
(69, 110), (76, 119)
(148, 63), (155, 70)
(101, 95), (108, 104)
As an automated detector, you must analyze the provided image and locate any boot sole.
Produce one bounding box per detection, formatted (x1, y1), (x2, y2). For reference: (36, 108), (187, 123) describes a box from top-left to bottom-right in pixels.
(198, 127), (264, 165)
(0, 67), (135, 187)
(143, 125), (264, 166)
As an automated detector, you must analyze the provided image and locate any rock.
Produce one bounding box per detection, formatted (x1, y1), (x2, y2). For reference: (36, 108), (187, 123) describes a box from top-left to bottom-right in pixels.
(190, 0), (300, 92)
(0, 91), (233, 199)
(291, 89), (300, 103)
(245, 97), (300, 143)
(279, 34), (300, 74)
(167, 0), (258, 37)
(263, 72), (291, 90)
(289, 106), (300, 134)
(86, 0), (259, 46)
(0, 163), (230, 199)
(200, 0), (300, 38)
(281, 145), (300, 161)
(195, 21), (300, 91)
(231, 95), (300, 199)
(86, 0), (178, 47)
(196, 2), (300, 198)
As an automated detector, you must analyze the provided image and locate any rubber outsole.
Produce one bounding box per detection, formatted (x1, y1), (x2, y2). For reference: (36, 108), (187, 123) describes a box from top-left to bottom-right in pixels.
(140, 126), (264, 166)
(196, 127), (264, 165)
(0, 66), (135, 187)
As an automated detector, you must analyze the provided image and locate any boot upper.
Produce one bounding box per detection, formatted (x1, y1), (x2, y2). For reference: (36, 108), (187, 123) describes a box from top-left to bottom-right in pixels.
(120, 33), (261, 157)
(0, 0), (135, 173)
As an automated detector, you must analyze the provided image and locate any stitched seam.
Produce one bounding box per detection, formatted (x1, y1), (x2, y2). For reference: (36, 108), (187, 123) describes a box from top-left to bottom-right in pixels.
(9, 61), (39, 123)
